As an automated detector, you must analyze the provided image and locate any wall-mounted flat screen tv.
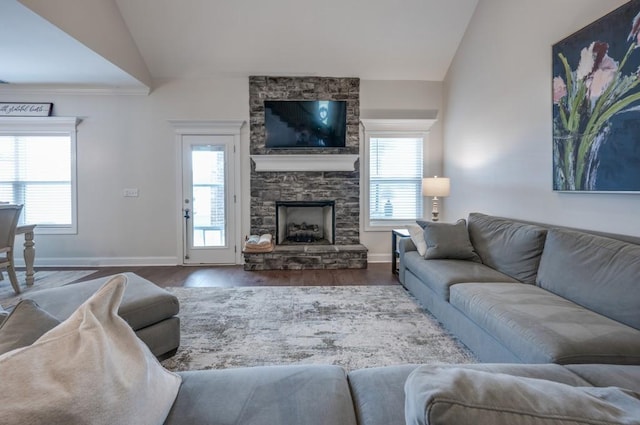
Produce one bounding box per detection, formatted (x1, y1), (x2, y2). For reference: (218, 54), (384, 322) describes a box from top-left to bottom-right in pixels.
(264, 100), (347, 148)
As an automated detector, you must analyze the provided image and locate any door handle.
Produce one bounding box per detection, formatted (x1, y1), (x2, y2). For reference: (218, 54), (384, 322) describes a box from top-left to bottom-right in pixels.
(183, 207), (190, 260)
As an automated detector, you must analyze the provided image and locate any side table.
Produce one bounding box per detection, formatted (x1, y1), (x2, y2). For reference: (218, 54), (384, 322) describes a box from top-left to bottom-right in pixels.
(391, 228), (410, 276)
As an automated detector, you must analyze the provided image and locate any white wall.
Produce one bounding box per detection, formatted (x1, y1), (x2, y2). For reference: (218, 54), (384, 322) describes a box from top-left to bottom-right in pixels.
(443, 0), (640, 236)
(360, 80), (444, 262)
(2, 78), (440, 265)
(1, 78), (249, 266)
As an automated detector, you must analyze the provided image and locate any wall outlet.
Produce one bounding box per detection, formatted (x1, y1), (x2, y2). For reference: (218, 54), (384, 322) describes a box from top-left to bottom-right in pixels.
(123, 188), (139, 197)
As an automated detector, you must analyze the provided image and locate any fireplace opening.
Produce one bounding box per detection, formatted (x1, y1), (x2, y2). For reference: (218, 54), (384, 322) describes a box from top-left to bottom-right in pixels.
(276, 201), (335, 245)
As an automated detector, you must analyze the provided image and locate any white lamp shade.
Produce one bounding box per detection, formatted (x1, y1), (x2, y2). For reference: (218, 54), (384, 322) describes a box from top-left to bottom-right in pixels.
(422, 177), (450, 197)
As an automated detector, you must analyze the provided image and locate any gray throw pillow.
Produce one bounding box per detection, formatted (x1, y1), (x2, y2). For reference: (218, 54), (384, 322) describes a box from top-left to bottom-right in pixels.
(0, 299), (60, 355)
(405, 366), (640, 425)
(419, 219), (481, 262)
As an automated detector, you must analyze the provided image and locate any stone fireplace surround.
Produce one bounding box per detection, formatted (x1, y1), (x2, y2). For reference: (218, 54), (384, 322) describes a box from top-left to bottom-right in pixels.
(244, 76), (367, 270)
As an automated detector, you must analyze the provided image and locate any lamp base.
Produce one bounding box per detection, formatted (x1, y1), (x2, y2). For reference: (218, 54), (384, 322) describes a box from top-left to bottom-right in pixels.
(431, 197), (440, 222)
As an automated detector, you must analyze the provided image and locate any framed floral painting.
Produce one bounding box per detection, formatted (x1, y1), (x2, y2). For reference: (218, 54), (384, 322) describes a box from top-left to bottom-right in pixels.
(553, 0), (640, 192)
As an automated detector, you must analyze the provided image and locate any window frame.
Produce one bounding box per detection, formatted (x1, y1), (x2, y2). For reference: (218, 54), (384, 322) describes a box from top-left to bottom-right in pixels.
(0, 117), (79, 234)
(361, 118), (435, 232)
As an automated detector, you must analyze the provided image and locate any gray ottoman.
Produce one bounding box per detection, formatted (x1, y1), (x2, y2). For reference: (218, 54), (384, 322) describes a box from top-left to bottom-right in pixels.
(25, 272), (180, 359)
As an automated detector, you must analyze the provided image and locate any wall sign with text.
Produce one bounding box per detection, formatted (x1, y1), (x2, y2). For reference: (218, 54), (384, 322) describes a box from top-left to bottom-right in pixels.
(0, 103), (53, 117)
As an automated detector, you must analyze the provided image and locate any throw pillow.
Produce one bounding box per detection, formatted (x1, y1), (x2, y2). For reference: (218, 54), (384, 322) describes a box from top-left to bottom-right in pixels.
(467, 213), (547, 284)
(0, 274), (182, 425)
(407, 224), (427, 256)
(405, 366), (640, 425)
(421, 219), (481, 262)
(415, 219), (431, 229)
(0, 299), (60, 355)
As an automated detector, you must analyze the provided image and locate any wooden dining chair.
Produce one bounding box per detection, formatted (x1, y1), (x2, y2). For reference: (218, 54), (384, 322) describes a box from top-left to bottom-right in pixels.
(0, 204), (24, 294)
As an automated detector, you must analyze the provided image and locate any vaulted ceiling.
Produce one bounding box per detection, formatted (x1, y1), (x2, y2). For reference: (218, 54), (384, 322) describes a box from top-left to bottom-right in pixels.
(0, 0), (478, 91)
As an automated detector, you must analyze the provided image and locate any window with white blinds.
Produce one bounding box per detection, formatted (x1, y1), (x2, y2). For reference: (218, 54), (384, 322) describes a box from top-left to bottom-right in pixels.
(0, 117), (77, 234)
(368, 136), (423, 226)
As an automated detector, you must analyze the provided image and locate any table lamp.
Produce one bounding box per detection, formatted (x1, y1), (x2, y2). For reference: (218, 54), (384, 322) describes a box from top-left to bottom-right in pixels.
(422, 176), (450, 222)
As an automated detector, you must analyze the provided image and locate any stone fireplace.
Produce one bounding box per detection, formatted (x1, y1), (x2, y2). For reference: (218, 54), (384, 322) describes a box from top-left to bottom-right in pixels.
(276, 200), (335, 245)
(244, 76), (367, 270)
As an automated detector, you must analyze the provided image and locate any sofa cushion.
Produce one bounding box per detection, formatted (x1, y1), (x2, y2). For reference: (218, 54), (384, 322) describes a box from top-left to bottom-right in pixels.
(25, 272), (179, 331)
(468, 213), (547, 284)
(537, 228), (640, 330)
(404, 252), (517, 300)
(450, 282), (640, 364)
(165, 365), (357, 425)
(0, 275), (181, 425)
(566, 365), (640, 393)
(347, 363), (587, 425)
(418, 219), (481, 262)
(0, 299), (60, 355)
(404, 366), (640, 425)
(348, 364), (421, 425)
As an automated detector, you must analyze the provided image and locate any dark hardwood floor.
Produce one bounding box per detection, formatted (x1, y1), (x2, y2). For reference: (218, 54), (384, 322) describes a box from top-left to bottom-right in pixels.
(59, 263), (399, 288)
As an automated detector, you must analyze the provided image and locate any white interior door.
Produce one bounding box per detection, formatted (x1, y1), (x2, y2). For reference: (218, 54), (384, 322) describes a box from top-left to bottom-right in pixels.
(181, 135), (236, 264)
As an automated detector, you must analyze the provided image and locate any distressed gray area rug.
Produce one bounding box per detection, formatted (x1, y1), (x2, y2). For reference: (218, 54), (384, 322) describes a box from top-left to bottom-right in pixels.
(161, 285), (476, 371)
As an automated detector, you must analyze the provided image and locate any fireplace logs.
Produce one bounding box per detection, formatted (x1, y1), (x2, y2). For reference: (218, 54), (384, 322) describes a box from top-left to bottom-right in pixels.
(287, 222), (322, 243)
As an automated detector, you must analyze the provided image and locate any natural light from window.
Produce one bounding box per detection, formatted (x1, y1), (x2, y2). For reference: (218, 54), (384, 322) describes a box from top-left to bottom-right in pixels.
(0, 135), (73, 228)
(368, 136), (423, 225)
(190, 146), (225, 247)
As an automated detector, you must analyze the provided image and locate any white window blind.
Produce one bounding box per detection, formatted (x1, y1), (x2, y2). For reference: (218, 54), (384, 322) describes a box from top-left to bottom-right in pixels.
(0, 117), (78, 234)
(369, 136), (423, 224)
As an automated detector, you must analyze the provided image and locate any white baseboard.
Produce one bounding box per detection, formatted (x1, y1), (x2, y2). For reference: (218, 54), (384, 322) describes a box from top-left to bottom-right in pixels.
(367, 253), (391, 263)
(14, 256), (179, 268)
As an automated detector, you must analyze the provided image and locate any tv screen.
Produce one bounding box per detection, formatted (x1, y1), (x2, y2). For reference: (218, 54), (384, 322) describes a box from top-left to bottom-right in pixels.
(264, 100), (347, 148)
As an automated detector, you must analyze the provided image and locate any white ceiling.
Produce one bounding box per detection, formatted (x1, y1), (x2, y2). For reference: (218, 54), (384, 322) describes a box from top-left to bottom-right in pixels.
(0, 0), (479, 87)
(0, 0), (142, 87)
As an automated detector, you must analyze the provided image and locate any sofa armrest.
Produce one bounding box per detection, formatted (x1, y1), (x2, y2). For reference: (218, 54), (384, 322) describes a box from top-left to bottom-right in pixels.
(398, 237), (417, 284)
(399, 236), (417, 253)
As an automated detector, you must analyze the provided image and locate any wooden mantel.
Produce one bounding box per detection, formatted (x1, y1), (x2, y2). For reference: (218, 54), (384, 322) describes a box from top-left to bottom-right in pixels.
(250, 154), (359, 172)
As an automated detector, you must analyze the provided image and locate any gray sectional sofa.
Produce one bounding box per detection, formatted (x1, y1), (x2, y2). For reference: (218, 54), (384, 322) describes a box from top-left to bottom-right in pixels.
(163, 362), (640, 425)
(4, 216), (640, 424)
(399, 212), (640, 365)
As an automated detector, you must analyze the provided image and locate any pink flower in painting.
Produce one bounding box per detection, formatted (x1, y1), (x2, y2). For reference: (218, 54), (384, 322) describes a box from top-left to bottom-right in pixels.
(574, 42), (617, 99)
(576, 43), (596, 80)
(553, 76), (567, 104)
(628, 10), (640, 44)
(589, 54), (618, 99)
(577, 42), (610, 81)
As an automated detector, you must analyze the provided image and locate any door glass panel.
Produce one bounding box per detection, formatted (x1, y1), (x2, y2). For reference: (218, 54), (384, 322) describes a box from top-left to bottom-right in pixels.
(191, 145), (225, 247)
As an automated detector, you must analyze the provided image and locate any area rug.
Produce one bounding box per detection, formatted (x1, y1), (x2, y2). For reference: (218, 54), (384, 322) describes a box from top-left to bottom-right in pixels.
(161, 285), (476, 371)
(0, 270), (97, 307)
